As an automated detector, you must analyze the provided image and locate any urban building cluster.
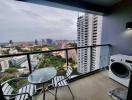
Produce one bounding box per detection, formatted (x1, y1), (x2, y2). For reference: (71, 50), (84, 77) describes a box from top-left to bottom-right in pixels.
(0, 39), (77, 76)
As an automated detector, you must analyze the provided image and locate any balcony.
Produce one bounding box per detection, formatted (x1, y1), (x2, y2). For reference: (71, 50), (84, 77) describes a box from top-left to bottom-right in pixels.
(1, 0), (132, 99)
(35, 70), (126, 100)
(0, 44), (128, 100)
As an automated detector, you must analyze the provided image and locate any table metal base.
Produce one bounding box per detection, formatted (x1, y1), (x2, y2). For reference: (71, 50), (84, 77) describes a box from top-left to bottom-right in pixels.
(42, 83), (55, 100)
(43, 84), (46, 100)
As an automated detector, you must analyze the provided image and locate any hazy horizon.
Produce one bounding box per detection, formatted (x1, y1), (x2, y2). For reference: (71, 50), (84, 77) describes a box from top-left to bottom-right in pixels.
(0, 0), (84, 43)
(0, 39), (77, 44)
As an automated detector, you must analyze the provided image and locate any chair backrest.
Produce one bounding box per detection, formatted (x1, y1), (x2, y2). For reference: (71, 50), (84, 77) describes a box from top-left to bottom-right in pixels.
(1, 82), (14, 99)
(1, 77), (36, 100)
(66, 66), (73, 78)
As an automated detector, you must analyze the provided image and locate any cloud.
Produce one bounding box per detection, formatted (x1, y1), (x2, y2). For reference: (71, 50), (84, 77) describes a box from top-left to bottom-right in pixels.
(0, 0), (80, 42)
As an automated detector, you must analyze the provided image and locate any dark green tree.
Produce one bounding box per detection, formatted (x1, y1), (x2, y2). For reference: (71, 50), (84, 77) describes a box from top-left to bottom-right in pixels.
(5, 68), (18, 74)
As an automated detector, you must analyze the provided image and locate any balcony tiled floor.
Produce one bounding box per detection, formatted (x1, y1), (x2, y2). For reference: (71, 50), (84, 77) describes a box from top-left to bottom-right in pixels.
(34, 70), (125, 100)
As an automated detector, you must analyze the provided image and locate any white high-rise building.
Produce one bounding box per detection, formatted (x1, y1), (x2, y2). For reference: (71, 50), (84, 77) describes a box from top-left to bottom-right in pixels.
(77, 13), (103, 74)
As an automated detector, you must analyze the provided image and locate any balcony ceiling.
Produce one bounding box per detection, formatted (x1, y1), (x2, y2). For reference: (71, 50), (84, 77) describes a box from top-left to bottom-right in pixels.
(83, 0), (121, 7)
(17, 0), (131, 14)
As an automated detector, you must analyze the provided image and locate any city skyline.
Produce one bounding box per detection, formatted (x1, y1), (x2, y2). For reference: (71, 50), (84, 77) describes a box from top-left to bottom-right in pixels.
(0, 38), (76, 44)
(0, 0), (84, 43)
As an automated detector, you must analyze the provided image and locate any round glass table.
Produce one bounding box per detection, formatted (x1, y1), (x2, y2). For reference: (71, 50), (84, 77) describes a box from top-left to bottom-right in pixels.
(28, 67), (57, 100)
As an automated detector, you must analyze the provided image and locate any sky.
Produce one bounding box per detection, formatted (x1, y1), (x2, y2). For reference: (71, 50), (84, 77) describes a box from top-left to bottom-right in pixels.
(0, 0), (82, 43)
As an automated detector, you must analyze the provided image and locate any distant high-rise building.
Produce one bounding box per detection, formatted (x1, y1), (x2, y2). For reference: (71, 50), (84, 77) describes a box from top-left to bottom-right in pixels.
(77, 13), (103, 74)
(42, 39), (45, 45)
(9, 40), (13, 44)
(46, 39), (53, 45)
(9, 40), (14, 47)
(35, 39), (38, 45)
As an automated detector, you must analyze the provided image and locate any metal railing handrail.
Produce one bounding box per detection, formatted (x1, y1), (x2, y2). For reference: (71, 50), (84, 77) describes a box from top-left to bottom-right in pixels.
(0, 44), (111, 58)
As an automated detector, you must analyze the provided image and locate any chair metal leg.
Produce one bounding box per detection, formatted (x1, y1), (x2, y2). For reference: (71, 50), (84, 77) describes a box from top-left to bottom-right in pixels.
(67, 85), (74, 99)
(55, 87), (58, 100)
(30, 96), (32, 100)
(28, 93), (32, 100)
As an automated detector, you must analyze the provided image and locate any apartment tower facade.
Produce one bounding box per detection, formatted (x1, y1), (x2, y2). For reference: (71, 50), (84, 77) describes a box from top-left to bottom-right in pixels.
(77, 13), (103, 74)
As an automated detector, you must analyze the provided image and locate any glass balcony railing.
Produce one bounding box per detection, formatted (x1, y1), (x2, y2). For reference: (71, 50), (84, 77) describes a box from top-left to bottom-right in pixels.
(0, 44), (110, 91)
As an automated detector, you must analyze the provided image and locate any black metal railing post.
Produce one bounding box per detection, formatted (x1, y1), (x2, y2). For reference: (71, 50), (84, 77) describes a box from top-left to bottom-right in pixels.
(65, 49), (69, 66)
(27, 54), (32, 73)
